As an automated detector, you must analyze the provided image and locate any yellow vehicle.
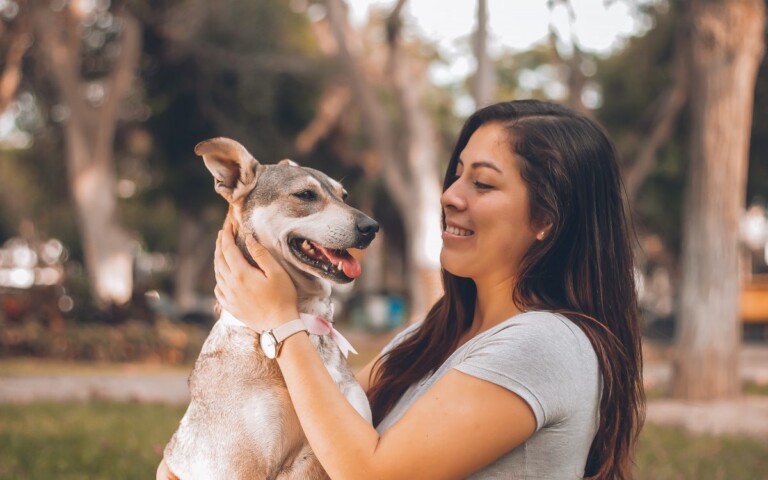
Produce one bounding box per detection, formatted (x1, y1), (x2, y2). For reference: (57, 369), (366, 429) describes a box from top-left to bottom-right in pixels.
(741, 275), (768, 323)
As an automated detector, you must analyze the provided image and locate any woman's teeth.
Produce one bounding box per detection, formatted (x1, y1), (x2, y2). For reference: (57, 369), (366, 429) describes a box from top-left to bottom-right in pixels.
(446, 225), (473, 236)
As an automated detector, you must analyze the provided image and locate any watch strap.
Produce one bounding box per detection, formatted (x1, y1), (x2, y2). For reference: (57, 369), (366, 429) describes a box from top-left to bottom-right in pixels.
(271, 318), (308, 344)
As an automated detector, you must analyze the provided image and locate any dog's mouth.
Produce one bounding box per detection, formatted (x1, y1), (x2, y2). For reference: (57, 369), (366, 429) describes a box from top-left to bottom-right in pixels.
(288, 237), (362, 283)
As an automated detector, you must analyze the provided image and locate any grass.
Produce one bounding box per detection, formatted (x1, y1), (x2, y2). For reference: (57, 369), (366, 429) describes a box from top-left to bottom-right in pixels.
(0, 402), (766, 479)
(636, 424), (768, 480)
(0, 402), (185, 480)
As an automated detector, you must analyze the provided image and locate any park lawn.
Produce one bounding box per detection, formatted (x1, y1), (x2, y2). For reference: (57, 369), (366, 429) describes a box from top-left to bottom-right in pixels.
(0, 402), (184, 480)
(0, 402), (766, 480)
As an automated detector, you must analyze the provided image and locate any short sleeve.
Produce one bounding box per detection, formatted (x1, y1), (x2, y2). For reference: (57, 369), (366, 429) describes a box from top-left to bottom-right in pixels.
(453, 312), (598, 431)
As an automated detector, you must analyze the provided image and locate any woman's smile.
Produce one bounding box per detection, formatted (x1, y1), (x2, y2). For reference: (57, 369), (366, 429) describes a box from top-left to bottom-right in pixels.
(443, 223), (475, 239)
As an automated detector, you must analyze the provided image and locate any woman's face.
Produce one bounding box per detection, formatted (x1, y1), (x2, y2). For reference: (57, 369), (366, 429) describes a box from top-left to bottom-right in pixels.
(440, 122), (540, 283)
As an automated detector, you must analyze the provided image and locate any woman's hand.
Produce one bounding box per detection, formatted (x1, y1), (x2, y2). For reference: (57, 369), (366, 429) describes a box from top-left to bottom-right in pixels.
(156, 458), (178, 480)
(214, 220), (299, 331)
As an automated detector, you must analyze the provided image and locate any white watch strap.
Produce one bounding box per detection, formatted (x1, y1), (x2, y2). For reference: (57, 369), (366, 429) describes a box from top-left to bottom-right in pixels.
(272, 318), (308, 344)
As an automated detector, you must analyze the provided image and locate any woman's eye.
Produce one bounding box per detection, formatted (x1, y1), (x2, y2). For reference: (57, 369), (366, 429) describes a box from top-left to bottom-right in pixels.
(294, 190), (318, 201)
(474, 181), (493, 190)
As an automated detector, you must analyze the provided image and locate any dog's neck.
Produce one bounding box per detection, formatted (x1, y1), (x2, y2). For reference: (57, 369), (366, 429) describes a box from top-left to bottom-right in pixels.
(293, 275), (334, 321)
(232, 223), (335, 321)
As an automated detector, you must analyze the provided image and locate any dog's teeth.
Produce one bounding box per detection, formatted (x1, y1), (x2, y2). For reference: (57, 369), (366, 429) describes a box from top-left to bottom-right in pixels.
(302, 240), (310, 251)
(337, 261), (343, 271)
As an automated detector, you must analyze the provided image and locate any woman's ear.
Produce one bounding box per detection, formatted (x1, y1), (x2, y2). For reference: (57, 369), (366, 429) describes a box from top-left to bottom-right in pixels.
(535, 222), (554, 241)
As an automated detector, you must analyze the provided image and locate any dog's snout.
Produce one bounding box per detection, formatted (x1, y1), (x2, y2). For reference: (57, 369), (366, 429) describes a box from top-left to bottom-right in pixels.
(356, 216), (379, 236)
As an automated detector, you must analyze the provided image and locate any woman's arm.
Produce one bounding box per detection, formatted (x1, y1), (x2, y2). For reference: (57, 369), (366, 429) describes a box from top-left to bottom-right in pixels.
(215, 225), (537, 479)
(277, 332), (536, 480)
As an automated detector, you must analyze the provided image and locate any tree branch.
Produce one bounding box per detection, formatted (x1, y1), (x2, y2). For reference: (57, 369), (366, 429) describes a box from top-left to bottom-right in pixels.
(295, 84), (351, 154)
(101, 10), (141, 122)
(623, 26), (689, 201)
(0, 7), (32, 114)
(34, 6), (93, 117)
(384, 0), (438, 184)
(323, 0), (411, 212)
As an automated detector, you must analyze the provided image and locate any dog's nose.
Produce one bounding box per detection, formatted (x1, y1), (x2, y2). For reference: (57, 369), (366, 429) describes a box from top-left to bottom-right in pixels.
(356, 216), (379, 236)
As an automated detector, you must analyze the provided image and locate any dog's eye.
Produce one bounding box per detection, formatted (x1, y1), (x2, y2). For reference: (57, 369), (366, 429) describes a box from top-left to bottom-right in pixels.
(342, 190), (348, 201)
(293, 190), (318, 201)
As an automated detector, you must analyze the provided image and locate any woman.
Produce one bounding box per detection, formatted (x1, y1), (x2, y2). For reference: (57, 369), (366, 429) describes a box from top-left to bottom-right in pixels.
(159, 99), (644, 479)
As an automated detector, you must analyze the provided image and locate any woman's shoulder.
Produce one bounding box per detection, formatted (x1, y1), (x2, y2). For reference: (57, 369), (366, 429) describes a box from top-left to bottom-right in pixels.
(491, 310), (591, 345)
(466, 310), (599, 375)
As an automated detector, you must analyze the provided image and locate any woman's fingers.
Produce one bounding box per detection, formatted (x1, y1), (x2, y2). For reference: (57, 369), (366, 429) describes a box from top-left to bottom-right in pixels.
(214, 230), (232, 276)
(245, 235), (282, 278)
(214, 284), (227, 308)
(220, 221), (266, 279)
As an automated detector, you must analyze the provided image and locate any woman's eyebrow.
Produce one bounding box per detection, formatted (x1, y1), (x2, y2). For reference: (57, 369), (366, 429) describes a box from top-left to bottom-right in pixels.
(457, 158), (502, 173)
(465, 160), (502, 173)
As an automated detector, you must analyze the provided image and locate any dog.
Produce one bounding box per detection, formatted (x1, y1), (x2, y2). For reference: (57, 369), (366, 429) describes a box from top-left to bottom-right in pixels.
(162, 137), (378, 479)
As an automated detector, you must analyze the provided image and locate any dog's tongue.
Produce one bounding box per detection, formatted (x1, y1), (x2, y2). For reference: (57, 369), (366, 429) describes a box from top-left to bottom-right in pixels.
(313, 244), (362, 279)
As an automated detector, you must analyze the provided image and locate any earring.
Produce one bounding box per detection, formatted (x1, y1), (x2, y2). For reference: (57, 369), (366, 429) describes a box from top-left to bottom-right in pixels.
(537, 231), (545, 240)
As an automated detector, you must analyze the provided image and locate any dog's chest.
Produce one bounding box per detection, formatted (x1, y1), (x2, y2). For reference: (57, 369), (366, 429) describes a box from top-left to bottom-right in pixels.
(165, 313), (370, 479)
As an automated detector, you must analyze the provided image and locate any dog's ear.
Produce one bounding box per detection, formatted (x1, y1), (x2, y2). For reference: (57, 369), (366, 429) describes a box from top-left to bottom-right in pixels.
(195, 138), (261, 202)
(278, 158), (299, 167)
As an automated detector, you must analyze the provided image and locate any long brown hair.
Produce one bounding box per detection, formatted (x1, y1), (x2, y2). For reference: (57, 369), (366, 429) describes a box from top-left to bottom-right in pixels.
(366, 100), (645, 479)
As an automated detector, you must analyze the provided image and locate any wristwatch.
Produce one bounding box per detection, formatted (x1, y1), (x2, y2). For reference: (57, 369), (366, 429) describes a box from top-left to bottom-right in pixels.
(259, 319), (308, 359)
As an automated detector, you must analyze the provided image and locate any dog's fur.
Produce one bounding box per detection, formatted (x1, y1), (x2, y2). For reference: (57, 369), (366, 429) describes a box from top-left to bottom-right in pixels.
(163, 138), (377, 479)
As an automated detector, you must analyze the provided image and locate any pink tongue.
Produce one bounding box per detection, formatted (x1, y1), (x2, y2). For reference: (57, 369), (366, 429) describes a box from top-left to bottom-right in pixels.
(313, 244), (362, 279)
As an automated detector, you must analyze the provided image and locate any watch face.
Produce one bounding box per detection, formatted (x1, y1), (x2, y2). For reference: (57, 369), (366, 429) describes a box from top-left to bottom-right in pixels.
(260, 332), (278, 359)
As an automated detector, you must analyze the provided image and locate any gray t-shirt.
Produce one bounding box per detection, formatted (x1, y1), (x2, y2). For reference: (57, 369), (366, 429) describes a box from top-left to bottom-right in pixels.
(375, 311), (601, 479)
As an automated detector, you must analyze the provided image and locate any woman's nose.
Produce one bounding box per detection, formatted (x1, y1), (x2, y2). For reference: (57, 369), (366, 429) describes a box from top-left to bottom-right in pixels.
(440, 180), (467, 211)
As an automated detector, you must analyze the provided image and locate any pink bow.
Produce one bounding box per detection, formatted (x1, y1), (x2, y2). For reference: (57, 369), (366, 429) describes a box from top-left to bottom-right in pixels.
(300, 313), (358, 358)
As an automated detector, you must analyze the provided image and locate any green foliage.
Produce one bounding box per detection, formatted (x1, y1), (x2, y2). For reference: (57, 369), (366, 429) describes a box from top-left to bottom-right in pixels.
(495, 44), (564, 102)
(596, 6), (680, 156)
(594, 4), (688, 253)
(0, 140), (78, 252)
(131, 0), (330, 254)
(594, 2), (768, 255)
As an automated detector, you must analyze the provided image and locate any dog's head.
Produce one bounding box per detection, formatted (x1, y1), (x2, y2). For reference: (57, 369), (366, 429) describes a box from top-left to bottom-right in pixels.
(196, 137), (378, 287)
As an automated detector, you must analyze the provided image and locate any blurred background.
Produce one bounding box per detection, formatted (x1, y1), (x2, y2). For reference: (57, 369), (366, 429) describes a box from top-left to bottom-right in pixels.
(0, 0), (766, 478)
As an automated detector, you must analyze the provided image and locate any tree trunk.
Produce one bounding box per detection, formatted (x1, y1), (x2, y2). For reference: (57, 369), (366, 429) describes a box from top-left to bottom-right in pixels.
(174, 211), (217, 312)
(35, 6), (141, 306)
(672, 0), (765, 400)
(471, 0), (496, 108)
(385, 1), (443, 322)
(66, 121), (135, 306)
(547, 0), (589, 114)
